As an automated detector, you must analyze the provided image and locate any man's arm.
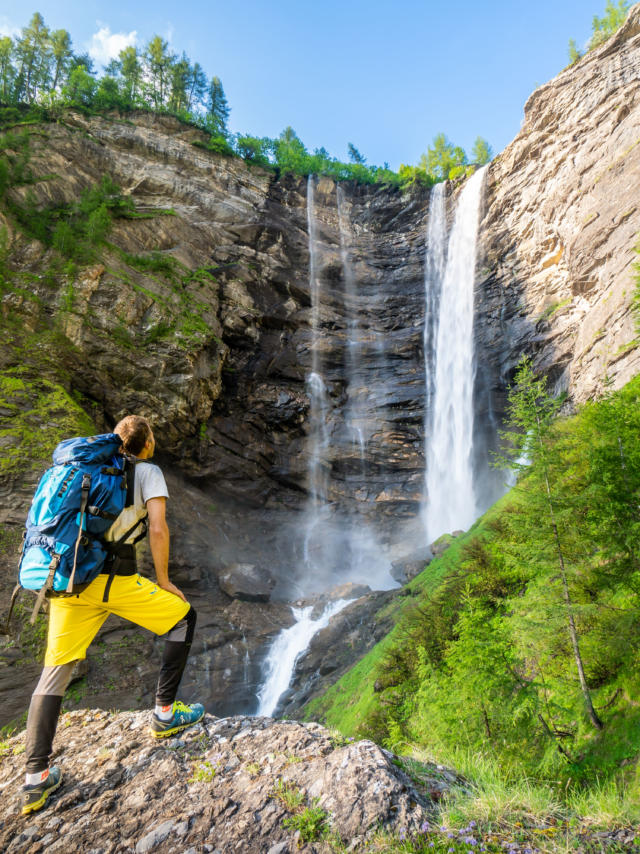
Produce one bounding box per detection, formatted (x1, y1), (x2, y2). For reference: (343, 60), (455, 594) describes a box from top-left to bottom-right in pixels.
(146, 497), (186, 602)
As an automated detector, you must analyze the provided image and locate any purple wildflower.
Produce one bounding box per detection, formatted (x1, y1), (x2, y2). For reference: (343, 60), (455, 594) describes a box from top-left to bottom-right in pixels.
(464, 837), (477, 846)
(421, 821), (430, 833)
(399, 828), (407, 841)
(469, 821), (476, 828)
(448, 832), (455, 838)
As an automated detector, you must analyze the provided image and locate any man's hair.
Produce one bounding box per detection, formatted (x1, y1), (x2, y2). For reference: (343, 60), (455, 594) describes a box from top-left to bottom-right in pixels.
(114, 415), (152, 456)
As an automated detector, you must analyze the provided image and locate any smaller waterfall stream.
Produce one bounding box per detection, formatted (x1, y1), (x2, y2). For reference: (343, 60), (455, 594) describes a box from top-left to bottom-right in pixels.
(256, 599), (352, 717)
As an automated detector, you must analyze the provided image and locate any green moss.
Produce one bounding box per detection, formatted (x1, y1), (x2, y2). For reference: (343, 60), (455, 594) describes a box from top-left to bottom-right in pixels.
(0, 368), (94, 478)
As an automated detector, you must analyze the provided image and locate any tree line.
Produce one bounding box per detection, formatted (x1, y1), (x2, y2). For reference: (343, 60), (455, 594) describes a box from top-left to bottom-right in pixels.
(568, 0), (630, 65)
(0, 12), (492, 187)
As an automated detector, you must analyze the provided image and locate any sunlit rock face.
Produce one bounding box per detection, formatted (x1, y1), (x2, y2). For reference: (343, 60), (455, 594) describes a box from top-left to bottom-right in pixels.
(477, 5), (640, 409)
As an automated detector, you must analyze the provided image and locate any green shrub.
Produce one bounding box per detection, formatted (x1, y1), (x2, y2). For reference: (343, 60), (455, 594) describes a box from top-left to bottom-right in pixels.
(282, 803), (330, 843)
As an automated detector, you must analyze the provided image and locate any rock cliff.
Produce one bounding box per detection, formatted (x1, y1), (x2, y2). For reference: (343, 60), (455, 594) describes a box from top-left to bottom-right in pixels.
(478, 4), (640, 407)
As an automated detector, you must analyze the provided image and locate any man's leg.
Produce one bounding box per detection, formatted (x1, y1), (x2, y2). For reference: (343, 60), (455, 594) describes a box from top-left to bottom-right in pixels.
(155, 605), (198, 706)
(81, 575), (204, 737)
(22, 591), (108, 815)
(22, 663), (75, 815)
(25, 664), (75, 773)
(151, 606), (204, 737)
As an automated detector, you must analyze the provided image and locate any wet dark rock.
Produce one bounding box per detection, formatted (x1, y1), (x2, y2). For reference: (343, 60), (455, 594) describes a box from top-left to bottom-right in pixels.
(218, 563), (276, 602)
(390, 548), (432, 584)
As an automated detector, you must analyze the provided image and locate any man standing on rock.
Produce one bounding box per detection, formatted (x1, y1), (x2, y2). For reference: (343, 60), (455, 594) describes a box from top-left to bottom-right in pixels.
(21, 415), (204, 816)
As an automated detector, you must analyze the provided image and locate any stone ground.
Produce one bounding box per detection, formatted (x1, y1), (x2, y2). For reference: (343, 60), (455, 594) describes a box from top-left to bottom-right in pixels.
(0, 710), (461, 853)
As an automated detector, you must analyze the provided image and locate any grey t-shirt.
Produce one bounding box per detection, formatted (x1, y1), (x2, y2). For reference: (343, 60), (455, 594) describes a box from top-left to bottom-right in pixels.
(104, 462), (169, 545)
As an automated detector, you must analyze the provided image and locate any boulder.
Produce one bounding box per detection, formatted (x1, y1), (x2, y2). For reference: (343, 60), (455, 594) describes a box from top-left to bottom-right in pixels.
(0, 709), (464, 853)
(390, 548), (432, 584)
(218, 563), (276, 602)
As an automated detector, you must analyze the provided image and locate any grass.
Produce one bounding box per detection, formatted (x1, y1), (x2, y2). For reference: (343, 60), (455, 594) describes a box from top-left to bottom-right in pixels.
(283, 802), (331, 843)
(189, 760), (218, 782)
(303, 501), (505, 736)
(271, 778), (305, 810)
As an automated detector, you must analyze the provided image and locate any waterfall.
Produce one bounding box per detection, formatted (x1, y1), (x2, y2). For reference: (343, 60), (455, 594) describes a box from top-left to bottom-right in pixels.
(424, 166), (488, 543)
(423, 181), (448, 427)
(337, 185), (366, 462)
(299, 176), (394, 591)
(303, 176), (331, 567)
(255, 598), (352, 717)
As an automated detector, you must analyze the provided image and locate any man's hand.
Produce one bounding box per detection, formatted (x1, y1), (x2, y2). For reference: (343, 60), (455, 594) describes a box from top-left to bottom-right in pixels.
(158, 580), (187, 602)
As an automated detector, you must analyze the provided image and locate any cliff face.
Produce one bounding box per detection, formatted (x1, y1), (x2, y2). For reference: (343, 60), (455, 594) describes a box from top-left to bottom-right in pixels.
(478, 5), (640, 406)
(1, 7), (640, 723)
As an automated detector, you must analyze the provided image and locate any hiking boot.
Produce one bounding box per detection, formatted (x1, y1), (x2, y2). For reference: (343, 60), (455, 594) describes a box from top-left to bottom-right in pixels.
(149, 700), (205, 738)
(21, 766), (63, 816)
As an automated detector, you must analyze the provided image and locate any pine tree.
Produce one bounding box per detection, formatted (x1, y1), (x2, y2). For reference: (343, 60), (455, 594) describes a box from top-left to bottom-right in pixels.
(589, 1), (629, 49)
(206, 76), (230, 136)
(499, 358), (603, 731)
(49, 29), (73, 94)
(347, 143), (366, 164)
(0, 37), (14, 102)
(143, 36), (174, 110)
(471, 136), (492, 165)
(13, 12), (51, 103)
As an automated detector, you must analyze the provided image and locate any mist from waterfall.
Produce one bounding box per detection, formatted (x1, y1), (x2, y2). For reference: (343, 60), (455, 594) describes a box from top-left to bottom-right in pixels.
(424, 166), (488, 543)
(337, 185), (366, 462)
(300, 177), (394, 593)
(303, 176), (331, 569)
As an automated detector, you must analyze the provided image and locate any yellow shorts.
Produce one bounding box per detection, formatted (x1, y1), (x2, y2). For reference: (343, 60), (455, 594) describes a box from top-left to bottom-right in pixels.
(44, 573), (190, 667)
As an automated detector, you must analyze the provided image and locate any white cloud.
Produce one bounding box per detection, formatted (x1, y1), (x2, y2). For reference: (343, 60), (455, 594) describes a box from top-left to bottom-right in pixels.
(0, 17), (20, 39)
(87, 25), (137, 66)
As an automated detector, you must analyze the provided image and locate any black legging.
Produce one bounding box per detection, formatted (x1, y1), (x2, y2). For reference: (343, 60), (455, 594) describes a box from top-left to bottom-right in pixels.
(25, 606), (198, 773)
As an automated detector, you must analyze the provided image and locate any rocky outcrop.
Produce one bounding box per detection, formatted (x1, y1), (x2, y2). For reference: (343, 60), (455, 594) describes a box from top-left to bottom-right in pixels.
(218, 563), (276, 602)
(0, 709), (463, 852)
(477, 4), (640, 408)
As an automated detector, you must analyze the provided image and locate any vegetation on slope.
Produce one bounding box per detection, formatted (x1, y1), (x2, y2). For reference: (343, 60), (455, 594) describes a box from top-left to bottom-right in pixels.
(313, 364), (640, 776)
(568, 1), (630, 65)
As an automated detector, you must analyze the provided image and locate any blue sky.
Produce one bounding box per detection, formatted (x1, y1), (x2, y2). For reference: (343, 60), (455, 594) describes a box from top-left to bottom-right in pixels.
(0, 1), (611, 169)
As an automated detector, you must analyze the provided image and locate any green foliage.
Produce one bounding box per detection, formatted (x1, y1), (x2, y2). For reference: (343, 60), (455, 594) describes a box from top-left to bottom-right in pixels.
(315, 369), (640, 790)
(568, 1), (629, 63)
(633, 244), (640, 339)
(121, 249), (179, 280)
(282, 802), (330, 843)
(421, 133), (468, 181)
(568, 38), (583, 65)
(271, 778), (305, 810)
(189, 760), (218, 782)
(471, 136), (493, 166)
(0, 12), (497, 188)
(0, 368), (94, 478)
(590, 1), (630, 48)
(7, 174), (133, 260)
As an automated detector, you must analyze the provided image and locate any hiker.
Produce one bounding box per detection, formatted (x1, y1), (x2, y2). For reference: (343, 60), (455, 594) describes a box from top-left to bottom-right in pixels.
(21, 415), (204, 816)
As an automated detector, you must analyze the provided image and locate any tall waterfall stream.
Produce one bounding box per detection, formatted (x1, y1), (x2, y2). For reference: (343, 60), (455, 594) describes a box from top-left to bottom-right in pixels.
(257, 168), (492, 716)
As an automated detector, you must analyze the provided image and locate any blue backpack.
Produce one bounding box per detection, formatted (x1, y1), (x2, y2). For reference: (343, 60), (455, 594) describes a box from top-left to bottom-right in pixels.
(8, 433), (144, 627)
